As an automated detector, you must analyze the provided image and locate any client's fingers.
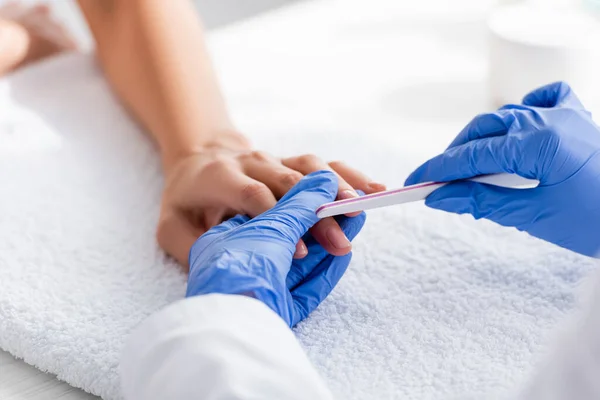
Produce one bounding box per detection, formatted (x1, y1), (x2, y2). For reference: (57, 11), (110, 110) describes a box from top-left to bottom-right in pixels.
(237, 152), (309, 258)
(230, 174), (277, 218)
(156, 212), (201, 270)
(310, 218), (352, 256)
(295, 241), (308, 259)
(223, 168), (310, 258)
(329, 161), (386, 194)
(287, 212), (366, 290)
(282, 154), (356, 198)
(254, 171), (338, 246)
(282, 154), (359, 216)
(197, 161), (278, 218)
(202, 206), (230, 230)
(281, 155), (354, 254)
(33, 4), (51, 15)
(241, 151), (304, 198)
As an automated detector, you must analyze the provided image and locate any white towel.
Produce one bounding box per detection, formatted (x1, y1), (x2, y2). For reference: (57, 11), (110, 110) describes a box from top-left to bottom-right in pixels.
(0, 53), (596, 400)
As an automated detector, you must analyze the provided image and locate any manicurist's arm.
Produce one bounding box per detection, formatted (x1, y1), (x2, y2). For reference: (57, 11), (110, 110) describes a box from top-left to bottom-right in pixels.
(121, 295), (333, 400)
(405, 82), (600, 399)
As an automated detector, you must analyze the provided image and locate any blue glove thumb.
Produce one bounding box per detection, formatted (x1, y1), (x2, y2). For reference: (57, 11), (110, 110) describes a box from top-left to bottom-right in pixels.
(253, 170), (338, 245)
(521, 81), (584, 109)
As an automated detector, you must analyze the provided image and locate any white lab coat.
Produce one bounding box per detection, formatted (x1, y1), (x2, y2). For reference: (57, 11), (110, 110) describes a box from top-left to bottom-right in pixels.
(120, 294), (333, 400)
(121, 280), (600, 400)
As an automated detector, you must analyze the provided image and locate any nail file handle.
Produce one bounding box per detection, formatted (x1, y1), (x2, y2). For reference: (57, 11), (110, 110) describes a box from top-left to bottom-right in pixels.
(315, 173), (539, 219)
(469, 173), (539, 189)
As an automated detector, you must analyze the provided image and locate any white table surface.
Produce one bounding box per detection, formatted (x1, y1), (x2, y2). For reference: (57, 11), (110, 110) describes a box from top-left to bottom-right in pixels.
(1, 0), (575, 398)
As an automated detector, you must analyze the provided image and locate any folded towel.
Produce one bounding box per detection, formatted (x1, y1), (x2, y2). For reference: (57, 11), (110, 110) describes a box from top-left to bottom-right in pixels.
(0, 53), (595, 400)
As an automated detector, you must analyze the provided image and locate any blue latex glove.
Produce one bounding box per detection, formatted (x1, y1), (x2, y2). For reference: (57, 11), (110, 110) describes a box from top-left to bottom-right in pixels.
(186, 171), (366, 327)
(405, 82), (600, 257)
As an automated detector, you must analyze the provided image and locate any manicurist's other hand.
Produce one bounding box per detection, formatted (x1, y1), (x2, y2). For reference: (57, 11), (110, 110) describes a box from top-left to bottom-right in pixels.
(186, 171), (366, 327)
(406, 82), (600, 257)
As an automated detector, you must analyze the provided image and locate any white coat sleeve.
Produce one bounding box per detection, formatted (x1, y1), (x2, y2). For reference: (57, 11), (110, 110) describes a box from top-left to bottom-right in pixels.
(120, 293), (334, 400)
(517, 270), (600, 400)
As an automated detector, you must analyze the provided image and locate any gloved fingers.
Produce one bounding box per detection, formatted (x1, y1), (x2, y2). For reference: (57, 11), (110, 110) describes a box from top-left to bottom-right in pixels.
(286, 212), (366, 290)
(281, 155), (359, 252)
(282, 155), (360, 215)
(196, 215), (250, 248)
(425, 180), (535, 227)
(521, 81), (584, 110)
(240, 155), (339, 257)
(203, 214), (250, 236)
(405, 134), (535, 186)
(328, 160), (387, 195)
(210, 166), (313, 258)
(252, 171), (338, 246)
(446, 111), (511, 149)
(290, 253), (353, 326)
(286, 233), (327, 290)
(192, 155), (309, 259)
(283, 175), (353, 257)
(188, 214), (250, 267)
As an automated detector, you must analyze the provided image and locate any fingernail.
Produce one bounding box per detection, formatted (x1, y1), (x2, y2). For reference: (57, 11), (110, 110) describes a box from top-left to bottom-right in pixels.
(326, 228), (351, 249)
(295, 241), (308, 258)
(339, 190), (359, 200)
(368, 182), (386, 192)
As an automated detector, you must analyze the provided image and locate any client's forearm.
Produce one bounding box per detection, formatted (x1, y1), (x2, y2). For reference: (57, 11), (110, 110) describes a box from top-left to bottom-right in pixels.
(77, 0), (248, 170)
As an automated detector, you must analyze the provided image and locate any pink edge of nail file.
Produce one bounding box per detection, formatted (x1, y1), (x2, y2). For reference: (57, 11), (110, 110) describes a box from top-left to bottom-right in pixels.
(315, 173), (539, 219)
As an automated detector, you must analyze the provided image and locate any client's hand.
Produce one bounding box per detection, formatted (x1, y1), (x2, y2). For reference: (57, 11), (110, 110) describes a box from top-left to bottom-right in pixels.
(0, 3), (77, 75)
(158, 134), (384, 266)
(186, 171), (366, 327)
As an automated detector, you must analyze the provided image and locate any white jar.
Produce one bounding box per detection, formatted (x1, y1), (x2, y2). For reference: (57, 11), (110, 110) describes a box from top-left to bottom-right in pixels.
(488, 3), (600, 114)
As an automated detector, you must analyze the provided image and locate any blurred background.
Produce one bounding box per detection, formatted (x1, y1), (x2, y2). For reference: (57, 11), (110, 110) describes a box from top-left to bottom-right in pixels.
(41, 0), (600, 114)
(44, 0), (600, 46)
(44, 0), (307, 49)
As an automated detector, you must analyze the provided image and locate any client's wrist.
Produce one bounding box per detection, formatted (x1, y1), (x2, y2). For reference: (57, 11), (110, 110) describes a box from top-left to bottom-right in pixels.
(161, 129), (251, 172)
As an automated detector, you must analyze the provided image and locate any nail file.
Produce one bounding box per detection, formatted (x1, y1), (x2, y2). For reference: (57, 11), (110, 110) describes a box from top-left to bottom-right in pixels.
(315, 173), (539, 219)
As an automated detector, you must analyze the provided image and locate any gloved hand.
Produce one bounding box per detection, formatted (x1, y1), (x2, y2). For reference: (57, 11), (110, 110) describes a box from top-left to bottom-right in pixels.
(405, 82), (600, 257)
(186, 171), (366, 327)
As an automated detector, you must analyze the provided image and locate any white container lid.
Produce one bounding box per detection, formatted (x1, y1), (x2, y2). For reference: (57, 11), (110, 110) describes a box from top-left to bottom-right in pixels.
(488, 3), (600, 49)
(487, 2), (600, 114)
